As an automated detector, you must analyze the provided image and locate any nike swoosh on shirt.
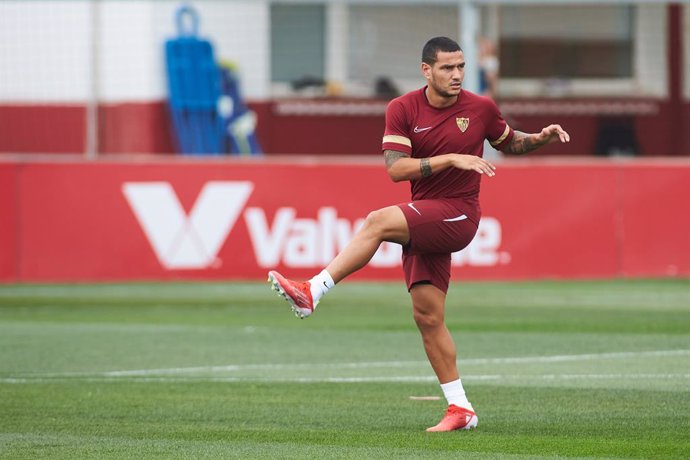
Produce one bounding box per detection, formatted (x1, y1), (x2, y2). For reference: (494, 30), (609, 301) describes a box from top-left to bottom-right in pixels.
(413, 126), (432, 133)
(443, 214), (467, 222)
(407, 203), (422, 215)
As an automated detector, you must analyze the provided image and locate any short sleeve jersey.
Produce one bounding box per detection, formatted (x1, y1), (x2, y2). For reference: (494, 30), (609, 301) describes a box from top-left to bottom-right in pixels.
(382, 87), (513, 220)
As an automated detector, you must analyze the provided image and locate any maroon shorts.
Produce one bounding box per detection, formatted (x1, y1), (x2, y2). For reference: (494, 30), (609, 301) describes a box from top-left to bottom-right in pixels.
(397, 198), (479, 294)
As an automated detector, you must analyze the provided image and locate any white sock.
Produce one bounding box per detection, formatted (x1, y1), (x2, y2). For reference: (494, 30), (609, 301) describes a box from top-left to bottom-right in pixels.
(308, 269), (335, 303)
(440, 378), (473, 411)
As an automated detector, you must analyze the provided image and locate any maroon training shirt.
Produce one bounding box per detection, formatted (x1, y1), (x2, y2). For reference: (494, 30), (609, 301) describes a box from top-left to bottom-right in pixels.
(382, 87), (514, 222)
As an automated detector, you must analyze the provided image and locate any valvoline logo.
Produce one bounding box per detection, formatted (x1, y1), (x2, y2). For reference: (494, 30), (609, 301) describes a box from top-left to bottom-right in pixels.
(122, 181), (509, 270)
(122, 181), (253, 269)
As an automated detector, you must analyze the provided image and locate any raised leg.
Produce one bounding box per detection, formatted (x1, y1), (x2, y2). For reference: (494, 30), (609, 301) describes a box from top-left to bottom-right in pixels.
(326, 205), (409, 283)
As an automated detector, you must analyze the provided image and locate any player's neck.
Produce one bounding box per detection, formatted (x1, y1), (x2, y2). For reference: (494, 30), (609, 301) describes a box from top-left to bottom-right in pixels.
(424, 86), (459, 109)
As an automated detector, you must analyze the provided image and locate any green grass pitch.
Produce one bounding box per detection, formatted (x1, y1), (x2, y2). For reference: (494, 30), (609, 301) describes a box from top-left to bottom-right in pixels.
(1, 279), (689, 459)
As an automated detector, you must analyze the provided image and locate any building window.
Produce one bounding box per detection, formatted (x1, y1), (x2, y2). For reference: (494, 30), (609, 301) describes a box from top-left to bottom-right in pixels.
(347, 5), (458, 92)
(270, 4), (325, 84)
(499, 5), (634, 79)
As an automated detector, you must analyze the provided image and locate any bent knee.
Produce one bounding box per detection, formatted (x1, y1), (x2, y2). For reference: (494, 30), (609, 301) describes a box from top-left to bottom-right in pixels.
(364, 208), (395, 229)
(364, 209), (385, 227)
(362, 207), (408, 241)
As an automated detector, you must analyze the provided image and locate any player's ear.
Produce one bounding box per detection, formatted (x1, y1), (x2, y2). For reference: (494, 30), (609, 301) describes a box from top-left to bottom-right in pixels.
(421, 62), (432, 79)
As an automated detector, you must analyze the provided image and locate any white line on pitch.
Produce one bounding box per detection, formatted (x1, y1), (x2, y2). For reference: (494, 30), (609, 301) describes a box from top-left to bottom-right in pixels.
(2, 373), (690, 385)
(95, 348), (690, 376)
(7, 349), (690, 379)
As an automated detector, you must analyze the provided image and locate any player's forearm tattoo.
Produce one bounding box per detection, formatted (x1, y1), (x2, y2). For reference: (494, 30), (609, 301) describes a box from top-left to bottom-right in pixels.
(420, 158), (432, 177)
(505, 131), (545, 155)
(384, 149), (410, 168)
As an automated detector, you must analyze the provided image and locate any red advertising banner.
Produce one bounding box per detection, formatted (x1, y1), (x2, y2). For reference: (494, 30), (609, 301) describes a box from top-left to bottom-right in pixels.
(620, 164), (690, 277)
(2, 158), (689, 282)
(476, 164), (620, 279)
(17, 161), (409, 281)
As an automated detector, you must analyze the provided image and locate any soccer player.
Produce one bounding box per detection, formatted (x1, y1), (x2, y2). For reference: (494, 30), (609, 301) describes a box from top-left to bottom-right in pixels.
(268, 36), (570, 432)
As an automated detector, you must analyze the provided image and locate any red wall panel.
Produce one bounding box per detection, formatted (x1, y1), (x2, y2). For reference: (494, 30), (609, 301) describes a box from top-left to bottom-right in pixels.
(98, 102), (175, 154)
(1, 99), (689, 157)
(0, 105), (86, 154)
(0, 163), (17, 281)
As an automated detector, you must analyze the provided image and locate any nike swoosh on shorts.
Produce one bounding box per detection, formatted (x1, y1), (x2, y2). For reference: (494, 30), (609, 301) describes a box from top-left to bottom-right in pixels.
(443, 214), (467, 222)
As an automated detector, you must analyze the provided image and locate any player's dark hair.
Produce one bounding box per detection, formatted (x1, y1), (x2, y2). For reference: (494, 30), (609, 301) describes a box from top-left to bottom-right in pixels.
(422, 37), (462, 66)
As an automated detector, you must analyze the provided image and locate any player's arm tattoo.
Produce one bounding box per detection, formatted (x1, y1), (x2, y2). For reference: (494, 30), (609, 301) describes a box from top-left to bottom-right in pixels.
(384, 149), (410, 168)
(420, 158), (432, 177)
(504, 131), (545, 155)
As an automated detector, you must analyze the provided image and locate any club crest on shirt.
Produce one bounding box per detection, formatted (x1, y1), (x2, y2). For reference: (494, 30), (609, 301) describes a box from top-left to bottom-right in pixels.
(456, 117), (469, 133)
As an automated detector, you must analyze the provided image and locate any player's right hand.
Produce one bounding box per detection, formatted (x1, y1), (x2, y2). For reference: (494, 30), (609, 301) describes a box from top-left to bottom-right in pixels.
(452, 154), (496, 177)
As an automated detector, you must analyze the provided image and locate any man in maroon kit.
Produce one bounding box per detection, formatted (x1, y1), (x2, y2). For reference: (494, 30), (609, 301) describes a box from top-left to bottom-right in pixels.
(269, 36), (570, 432)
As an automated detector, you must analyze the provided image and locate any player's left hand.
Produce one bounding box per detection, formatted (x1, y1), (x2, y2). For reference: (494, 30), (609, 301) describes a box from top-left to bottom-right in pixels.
(539, 124), (570, 144)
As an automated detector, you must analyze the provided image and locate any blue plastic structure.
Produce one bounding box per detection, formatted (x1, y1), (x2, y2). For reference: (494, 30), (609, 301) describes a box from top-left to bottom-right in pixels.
(165, 5), (225, 155)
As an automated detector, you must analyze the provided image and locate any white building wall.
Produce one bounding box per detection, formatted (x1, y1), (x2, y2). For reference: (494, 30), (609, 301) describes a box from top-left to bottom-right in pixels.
(685, 4), (690, 99)
(635, 4), (667, 98)
(0, 1), (92, 102)
(99, 1), (161, 102)
(0, 0), (270, 103)
(0, 1), (682, 103)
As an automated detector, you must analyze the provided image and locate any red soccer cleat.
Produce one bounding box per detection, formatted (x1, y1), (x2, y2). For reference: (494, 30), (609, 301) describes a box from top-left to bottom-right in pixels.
(426, 405), (478, 432)
(267, 270), (317, 319)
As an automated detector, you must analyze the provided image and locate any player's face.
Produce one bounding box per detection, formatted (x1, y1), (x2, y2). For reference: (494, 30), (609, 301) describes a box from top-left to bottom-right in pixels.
(423, 50), (465, 99)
